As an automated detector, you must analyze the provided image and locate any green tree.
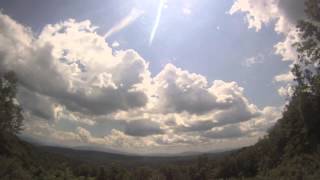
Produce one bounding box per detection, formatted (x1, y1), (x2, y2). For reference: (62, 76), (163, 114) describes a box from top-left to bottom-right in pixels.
(291, 0), (320, 151)
(293, 0), (320, 92)
(97, 167), (107, 180)
(0, 71), (23, 135)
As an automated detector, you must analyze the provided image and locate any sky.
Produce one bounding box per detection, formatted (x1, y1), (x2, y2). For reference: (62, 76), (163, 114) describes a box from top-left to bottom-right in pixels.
(0, 0), (305, 154)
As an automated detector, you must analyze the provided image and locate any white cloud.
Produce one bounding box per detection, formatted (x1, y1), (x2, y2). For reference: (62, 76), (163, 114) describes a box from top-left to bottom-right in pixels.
(230, 0), (306, 100)
(0, 14), (151, 116)
(274, 71), (295, 97)
(274, 72), (294, 82)
(230, 0), (305, 63)
(152, 64), (230, 115)
(0, 12), (282, 153)
(274, 30), (300, 62)
(242, 54), (264, 67)
(111, 41), (120, 48)
(278, 84), (294, 97)
(229, 0), (305, 33)
(229, 0), (278, 31)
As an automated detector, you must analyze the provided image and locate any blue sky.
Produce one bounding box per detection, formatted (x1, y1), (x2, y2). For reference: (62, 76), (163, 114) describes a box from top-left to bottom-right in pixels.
(0, 0), (301, 154)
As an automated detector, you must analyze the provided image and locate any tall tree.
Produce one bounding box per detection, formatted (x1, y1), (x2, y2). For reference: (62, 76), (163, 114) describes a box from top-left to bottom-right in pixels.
(288, 0), (320, 152)
(293, 0), (320, 93)
(0, 71), (23, 135)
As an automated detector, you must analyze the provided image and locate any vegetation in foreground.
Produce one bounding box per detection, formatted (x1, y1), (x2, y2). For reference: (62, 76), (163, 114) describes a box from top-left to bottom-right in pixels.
(1, 0), (320, 179)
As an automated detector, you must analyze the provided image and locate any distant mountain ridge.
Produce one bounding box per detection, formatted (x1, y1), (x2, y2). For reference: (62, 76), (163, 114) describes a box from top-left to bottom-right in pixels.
(21, 133), (236, 157)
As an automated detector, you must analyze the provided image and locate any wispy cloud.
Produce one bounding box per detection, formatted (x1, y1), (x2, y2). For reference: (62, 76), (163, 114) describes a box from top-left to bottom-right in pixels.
(242, 54), (264, 67)
(104, 8), (144, 39)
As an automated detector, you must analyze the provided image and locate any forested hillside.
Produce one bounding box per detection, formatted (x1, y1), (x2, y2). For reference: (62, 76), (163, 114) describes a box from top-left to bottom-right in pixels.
(1, 0), (320, 179)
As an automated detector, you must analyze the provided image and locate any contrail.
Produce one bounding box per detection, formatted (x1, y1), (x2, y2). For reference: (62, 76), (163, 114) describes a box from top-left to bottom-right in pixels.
(149, 0), (165, 45)
(104, 8), (144, 39)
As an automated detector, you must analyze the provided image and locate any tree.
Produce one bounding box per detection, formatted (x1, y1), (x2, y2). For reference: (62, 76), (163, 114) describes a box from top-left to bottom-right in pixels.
(291, 0), (320, 150)
(96, 167), (107, 180)
(293, 0), (320, 93)
(0, 71), (23, 135)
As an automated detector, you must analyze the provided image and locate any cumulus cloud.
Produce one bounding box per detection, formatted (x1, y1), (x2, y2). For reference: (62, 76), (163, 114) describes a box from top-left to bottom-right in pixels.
(230, 0), (305, 63)
(17, 87), (58, 121)
(202, 105), (281, 140)
(0, 13), (150, 116)
(230, 0), (306, 98)
(153, 64), (231, 115)
(229, 0), (305, 33)
(0, 12), (282, 153)
(209, 80), (260, 125)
